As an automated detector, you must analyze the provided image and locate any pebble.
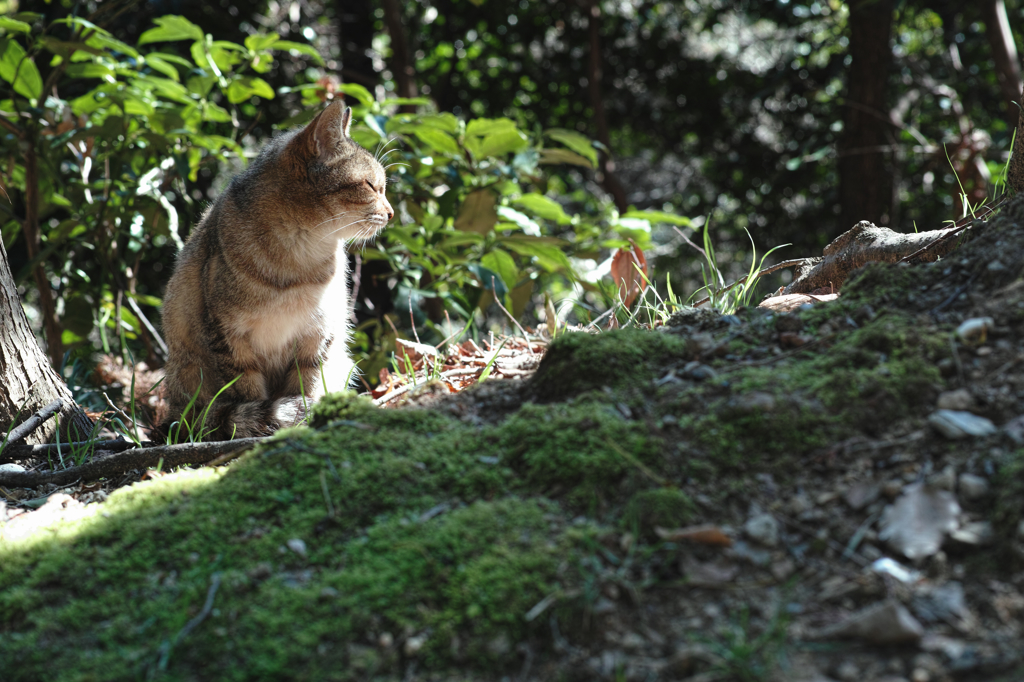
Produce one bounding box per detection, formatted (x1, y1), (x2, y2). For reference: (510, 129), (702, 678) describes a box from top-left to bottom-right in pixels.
(937, 389), (974, 411)
(819, 600), (924, 644)
(744, 512), (780, 547)
(926, 465), (956, 491)
(927, 410), (998, 439)
(286, 538), (307, 557)
(882, 480), (904, 499)
(950, 521), (994, 545)
(957, 473), (989, 500)
(404, 633), (427, 656)
(955, 317), (993, 345)
(0, 463), (26, 473)
(845, 481), (881, 510)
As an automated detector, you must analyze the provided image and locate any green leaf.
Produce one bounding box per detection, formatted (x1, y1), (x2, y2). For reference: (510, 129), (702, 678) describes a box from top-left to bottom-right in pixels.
(467, 264), (508, 298)
(414, 128), (460, 156)
(143, 54), (180, 81)
(336, 82), (373, 106)
(0, 39), (42, 100)
(545, 128), (598, 168)
(134, 75), (193, 104)
(272, 40), (324, 65)
(245, 33), (280, 52)
(481, 249), (519, 292)
(226, 76), (275, 103)
(500, 236), (574, 274)
(466, 117), (517, 137)
(202, 102), (232, 122)
(138, 16), (204, 45)
(496, 206), (541, 236)
(86, 32), (138, 58)
(210, 40), (246, 72)
(514, 194), (571, 225)
(538, 148), (593, 168)
(622, 209), (691, 227)
(0, 17), (31, 33)
(468, 129), (528, 158)
(65, 63), (115, 80)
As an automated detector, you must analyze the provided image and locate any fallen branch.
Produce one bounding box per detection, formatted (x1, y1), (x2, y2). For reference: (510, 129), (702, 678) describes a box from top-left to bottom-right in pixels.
(3, 399), (63, 446)
(0, 437), (267, 488)
(0, 437), (135, 463)
(781, 220), (969, 296)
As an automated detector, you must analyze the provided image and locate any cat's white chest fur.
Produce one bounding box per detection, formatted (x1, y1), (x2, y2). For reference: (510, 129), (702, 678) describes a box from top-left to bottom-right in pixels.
(242, 240), (350, 368)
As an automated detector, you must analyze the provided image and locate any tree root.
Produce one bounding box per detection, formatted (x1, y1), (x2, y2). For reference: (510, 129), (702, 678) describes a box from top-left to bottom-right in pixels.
(0, 437), (268, 489)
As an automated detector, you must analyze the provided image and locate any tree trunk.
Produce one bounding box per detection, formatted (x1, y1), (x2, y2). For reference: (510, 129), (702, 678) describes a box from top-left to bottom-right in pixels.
(585, 1), (628, 213)
(838, 0), (894, 230)
(1008, 81), (1024, 195)
(336, 0), (378, 87)
(380, 0), (418, 113)
(0, 235), (92, 445)
(981, 0), (1022, 132)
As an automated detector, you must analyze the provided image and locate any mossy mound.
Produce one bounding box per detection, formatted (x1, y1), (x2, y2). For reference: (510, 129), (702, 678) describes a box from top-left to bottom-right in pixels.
(7, 201), (1024, 679)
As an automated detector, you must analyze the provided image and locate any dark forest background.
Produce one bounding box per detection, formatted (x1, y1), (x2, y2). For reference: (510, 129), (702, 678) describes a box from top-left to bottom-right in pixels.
(0, 0), (1019, 391)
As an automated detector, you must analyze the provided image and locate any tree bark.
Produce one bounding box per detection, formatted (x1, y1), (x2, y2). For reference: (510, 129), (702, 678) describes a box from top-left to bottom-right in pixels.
(0, 233), (92, 445)
(981, 0), (1022, 132)
(380, 0), (418, 112)
(839, 0), (894, 231)
(585, 1), (628, 213)
(22, 139), (63, 367)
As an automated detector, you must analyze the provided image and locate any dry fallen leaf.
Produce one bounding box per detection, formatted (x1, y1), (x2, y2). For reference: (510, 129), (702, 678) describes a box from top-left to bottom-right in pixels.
(610, 239), (648, 309)
(656, 524), (733, 547)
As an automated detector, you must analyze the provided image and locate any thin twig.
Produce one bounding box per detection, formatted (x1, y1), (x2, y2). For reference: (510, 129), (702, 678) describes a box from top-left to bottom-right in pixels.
(3, 399), (62, 446)
(125, 295), (169, 360)
(490, 276), (535, 356)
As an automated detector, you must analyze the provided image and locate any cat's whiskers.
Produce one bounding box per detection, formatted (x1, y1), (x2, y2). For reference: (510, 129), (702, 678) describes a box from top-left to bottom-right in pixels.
(373, 139), (400, 164)
(316, 217), (373, 243)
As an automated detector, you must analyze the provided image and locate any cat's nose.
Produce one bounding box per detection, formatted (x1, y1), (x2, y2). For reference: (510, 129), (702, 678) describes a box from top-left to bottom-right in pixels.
(384, 204), (394, 222)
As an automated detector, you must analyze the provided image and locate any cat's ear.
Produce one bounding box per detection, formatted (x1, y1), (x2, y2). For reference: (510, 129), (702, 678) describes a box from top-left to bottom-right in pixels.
(306, 101), (352, 158)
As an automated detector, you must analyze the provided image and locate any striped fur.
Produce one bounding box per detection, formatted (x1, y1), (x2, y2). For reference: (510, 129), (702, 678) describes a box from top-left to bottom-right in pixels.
(158, 102), (393, 441)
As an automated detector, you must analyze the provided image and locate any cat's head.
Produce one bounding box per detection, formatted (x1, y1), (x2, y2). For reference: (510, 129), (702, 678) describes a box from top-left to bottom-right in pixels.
(288, 101), (394, 242)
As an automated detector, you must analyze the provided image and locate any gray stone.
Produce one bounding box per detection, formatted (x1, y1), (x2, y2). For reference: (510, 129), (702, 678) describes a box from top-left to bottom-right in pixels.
(744, 512), (780, 547)
(957, 473), (989, 500)
(927, 410), (997, 439)
(819, 600), (924, 644)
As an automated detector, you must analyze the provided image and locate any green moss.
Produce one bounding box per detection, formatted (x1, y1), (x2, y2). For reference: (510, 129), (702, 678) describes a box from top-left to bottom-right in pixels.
(994, 449), (1024, 538)
(622, 488), (695, 534)
(528, 328), (691, 401)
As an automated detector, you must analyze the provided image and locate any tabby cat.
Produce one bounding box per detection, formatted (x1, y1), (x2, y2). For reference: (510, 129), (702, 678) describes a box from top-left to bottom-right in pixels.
(158, 101), (393, 440)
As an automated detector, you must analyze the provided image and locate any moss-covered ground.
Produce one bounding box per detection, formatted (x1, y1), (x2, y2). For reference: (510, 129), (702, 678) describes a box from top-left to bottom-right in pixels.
(4, 198), (1024, 680)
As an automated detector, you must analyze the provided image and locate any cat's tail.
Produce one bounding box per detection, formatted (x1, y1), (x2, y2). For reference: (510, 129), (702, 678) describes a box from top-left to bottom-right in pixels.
(154, 396), (308, 443)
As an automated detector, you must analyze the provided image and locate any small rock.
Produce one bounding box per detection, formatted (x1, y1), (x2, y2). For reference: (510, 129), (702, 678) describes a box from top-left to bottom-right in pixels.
(925, 465), (956, 491)
(286, 538), (307, 558)
(404, 633), (427, 656)
(319, 586), (339, 600)
(844, 482), (879, 512)
(912, 581), (972, 628)
(835, 660), (860, 681)
(1003, 415), (1024, 444)
(819, 600), (924, 644)
(486, 632), (512, 656)
(727, 540), (771, 567)
(879, 482), (960, 560)
(771, 558), (796, 581)
(0, 463), (26, 473)
(937, 389), (974, 411)
(949, 521), (994, 546)
(927, 410), (997, 439)
(732, 391), (777, 414)
(957, 473), (989, 500)
(882, 480), (904, 500)
(955, 317), (993, 345)
(378, 632), (394, 648)
(744, 512), (780, 547)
